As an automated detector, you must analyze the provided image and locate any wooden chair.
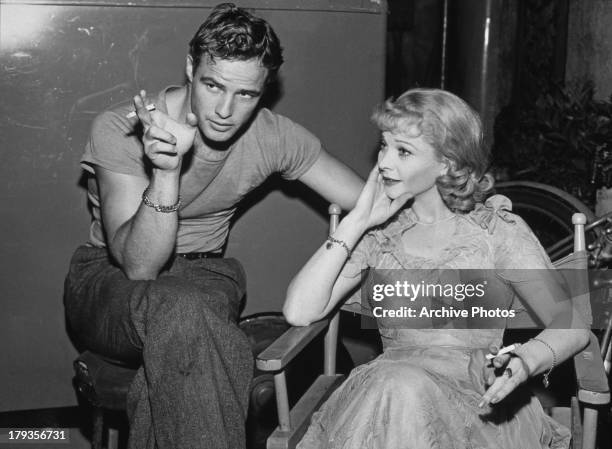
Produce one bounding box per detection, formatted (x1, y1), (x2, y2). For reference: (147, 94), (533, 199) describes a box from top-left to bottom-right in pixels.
(257, 207), (611, 449)
(73, 313), (293, 449)
(73, 351), (135, 449)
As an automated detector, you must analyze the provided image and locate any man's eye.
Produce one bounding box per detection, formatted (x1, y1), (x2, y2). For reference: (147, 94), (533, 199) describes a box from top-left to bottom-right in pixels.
(205, 83), (220, 91)
(379, 140), (387, 150)
(239, 92), (256, 99)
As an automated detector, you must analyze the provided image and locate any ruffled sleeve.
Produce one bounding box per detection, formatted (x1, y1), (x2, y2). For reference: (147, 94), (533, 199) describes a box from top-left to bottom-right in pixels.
(482, 195), (552, 270)
(475, 195), (579, 328)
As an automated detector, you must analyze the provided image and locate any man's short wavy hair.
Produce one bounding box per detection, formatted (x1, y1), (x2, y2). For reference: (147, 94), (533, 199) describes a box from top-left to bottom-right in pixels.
(372, 88), (494, 213)
(189, 3), (284, 81)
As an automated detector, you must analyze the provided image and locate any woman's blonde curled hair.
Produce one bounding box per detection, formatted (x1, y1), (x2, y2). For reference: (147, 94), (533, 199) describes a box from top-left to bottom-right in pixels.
(371, 88), (494, 212)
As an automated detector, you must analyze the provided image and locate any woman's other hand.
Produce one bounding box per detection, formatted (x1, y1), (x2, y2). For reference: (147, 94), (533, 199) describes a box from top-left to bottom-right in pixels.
(478, 343), (530, 408)
(349, 166), (411, 230)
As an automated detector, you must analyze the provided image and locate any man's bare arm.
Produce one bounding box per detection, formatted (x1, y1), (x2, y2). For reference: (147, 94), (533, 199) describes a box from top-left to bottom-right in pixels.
(96, 168), (181, 279)
(96, 92), (197, 279)
(298, 150), (364, 211)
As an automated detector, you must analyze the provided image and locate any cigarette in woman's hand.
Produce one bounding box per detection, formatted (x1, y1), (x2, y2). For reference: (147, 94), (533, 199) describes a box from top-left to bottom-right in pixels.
(485, 344), (517, 360)
(126, 103), (156, 119)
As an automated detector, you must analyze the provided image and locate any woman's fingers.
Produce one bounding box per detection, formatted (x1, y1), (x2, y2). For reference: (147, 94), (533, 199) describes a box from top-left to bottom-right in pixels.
(492, 353), (511, 368)
(366, 166), (380, 183)
(479, 357), (528, 407)
(389, 192), (412, 214)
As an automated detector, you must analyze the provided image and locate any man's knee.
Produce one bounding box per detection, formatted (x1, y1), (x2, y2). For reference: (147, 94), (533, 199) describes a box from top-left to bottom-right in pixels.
(145, 278), (210, 322)
(142, 277), (244, 343)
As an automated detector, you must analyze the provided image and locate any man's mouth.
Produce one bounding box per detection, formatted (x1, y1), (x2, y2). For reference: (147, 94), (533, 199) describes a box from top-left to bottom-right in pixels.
(208, 120), (233, 131)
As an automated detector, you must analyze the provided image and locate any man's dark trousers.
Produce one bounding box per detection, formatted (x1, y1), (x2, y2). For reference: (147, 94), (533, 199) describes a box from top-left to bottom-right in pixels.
(64, 245), (253, 449)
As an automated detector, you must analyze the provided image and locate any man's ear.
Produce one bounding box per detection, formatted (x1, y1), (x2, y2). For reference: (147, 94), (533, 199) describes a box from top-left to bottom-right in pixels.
(185, 55), (194, 84)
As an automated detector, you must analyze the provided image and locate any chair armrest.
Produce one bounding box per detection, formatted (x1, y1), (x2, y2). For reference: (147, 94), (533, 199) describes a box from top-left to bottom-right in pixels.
(574, 332), (610, 405)
(256, 319), (330, 372)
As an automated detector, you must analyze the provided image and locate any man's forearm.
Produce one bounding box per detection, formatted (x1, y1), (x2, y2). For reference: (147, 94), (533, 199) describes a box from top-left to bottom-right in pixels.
(110, 171), (181, 279)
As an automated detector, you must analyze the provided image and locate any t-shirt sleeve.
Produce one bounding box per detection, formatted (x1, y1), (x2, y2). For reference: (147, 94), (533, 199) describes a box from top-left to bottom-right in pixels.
(81, 109), (147, 178)
(271, 114), (323, 180)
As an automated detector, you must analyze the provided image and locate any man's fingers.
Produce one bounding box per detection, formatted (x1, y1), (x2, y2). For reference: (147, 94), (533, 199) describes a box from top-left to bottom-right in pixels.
(134, 90), (154, 126)
(186, 112), (198, 127)
(146, 141), (177, 156)
(146, 125), (177, 145)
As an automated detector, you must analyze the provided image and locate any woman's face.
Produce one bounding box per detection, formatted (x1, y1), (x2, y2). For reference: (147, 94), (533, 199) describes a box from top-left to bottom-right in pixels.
(377, 129), (447, 201)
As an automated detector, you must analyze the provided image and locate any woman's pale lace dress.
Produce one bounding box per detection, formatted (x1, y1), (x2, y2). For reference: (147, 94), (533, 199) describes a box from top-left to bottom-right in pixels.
(297, 195), (571, 449)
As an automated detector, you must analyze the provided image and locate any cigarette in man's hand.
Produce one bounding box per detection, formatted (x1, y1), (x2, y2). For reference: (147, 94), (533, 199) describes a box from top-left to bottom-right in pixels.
(126, 103), (156, 119)
(485, 344), (517, 360)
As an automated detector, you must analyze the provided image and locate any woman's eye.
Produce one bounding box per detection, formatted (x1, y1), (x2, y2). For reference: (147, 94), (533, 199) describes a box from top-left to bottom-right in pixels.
(398, 148), (412, 157)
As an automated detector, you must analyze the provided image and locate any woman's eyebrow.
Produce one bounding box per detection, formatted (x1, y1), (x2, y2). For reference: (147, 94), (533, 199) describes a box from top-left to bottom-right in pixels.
(394, 137), (420, 150)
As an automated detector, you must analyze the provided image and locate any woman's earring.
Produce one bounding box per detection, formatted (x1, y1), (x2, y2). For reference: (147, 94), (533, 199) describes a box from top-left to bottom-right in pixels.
(440, 159), (451, 176)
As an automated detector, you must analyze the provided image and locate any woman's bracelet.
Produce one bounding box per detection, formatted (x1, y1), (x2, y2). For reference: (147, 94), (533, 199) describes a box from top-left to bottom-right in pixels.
(530, 338), (557, 388)
(142, 188), (181, 213)
(326, 235), (352, 257)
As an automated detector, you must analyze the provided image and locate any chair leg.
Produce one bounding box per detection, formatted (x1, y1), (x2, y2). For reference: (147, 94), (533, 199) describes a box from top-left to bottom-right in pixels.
(92, 407), (104, 449)
(107, 427), (119, 449)
(581, 406), (599, 449)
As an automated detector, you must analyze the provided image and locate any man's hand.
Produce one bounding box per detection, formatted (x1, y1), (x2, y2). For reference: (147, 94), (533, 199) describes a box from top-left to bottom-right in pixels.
(133, 90), (198, 171)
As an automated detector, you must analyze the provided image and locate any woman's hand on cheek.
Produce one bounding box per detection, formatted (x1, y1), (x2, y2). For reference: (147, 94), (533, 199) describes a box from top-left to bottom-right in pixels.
(350, 166), (411, 230)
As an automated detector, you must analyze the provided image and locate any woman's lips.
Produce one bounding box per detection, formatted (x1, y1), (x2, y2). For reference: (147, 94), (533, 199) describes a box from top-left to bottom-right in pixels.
(382, 176), (400, 186)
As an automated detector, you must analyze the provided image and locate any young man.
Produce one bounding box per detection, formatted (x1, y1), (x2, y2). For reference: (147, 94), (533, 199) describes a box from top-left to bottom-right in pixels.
(64, 3), (362, 449)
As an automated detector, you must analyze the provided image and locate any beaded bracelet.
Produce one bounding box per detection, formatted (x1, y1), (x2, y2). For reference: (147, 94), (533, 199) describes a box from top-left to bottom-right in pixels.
(142, 188), (181, 213)
(326, 235), (352, 257)
(531, 338), (556, 388)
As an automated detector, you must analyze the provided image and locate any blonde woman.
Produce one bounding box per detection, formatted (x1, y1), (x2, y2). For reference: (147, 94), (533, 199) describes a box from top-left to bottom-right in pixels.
(284, 89), (589, 449)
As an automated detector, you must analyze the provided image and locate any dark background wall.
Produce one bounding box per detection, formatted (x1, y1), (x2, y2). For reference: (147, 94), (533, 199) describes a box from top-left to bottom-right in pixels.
(566, 0), (612, 99)
(0, 0), (386, 411)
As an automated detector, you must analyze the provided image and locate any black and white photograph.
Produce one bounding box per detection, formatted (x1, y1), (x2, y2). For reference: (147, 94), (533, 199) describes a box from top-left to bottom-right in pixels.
(1, 1), (611, 448)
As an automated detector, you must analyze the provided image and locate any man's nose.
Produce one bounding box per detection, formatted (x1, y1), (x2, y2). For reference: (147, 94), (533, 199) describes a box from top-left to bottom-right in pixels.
(215, 94), (234, 119)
